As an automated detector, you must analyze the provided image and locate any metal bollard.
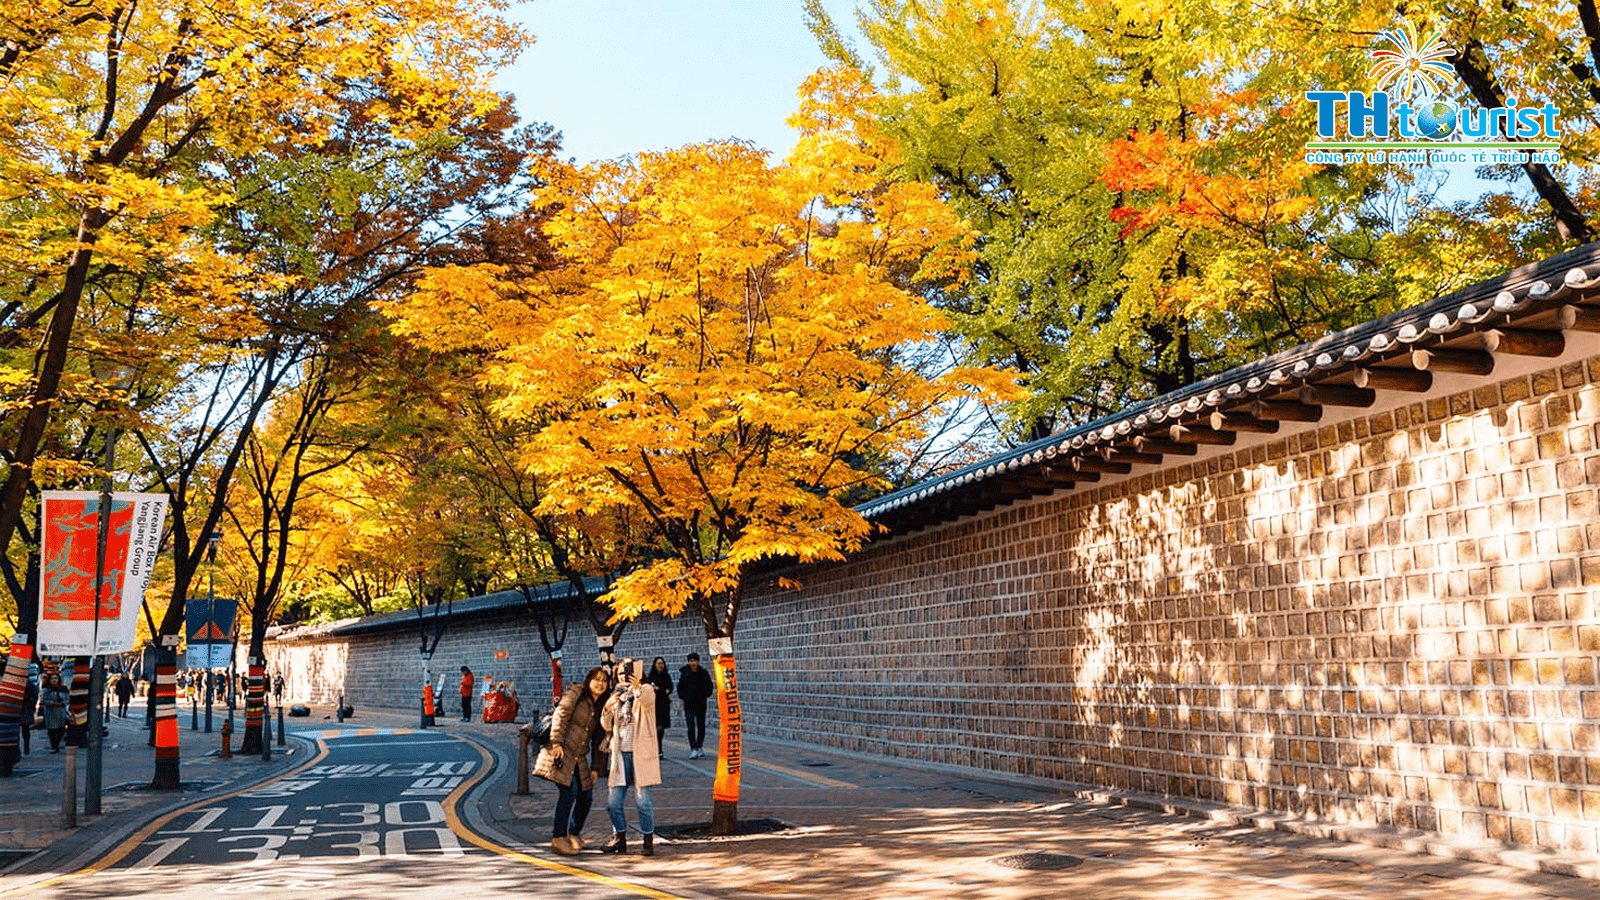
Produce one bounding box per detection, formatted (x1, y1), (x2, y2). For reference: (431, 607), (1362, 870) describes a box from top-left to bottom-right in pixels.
(516, 723), (532, 796)
(221, 717), (232, 759)
(62, 746), (78, 827)
(277, 705), (285, 746)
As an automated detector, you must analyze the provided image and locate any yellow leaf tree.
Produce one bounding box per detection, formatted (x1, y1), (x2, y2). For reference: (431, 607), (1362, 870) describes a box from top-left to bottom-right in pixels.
(0, 0), (524, 786)
(388, 67), (1015, 832)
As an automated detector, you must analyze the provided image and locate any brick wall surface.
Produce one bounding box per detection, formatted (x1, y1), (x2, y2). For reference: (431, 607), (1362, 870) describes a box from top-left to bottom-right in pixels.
(269, 358), (1600, 858)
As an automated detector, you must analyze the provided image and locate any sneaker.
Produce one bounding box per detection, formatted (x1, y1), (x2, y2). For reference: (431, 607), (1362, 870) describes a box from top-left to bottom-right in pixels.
(551, 835), (578, 856)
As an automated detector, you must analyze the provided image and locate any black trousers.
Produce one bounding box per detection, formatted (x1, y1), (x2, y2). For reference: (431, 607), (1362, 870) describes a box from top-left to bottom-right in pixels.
(461, 695), (472, 720)
(683, 702), (707, 750)
(553, 769), (592, 839)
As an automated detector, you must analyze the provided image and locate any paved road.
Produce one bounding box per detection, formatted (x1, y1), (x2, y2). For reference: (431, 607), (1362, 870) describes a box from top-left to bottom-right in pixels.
(5, 707), (1600, 900)
(7, 726), (687, 900)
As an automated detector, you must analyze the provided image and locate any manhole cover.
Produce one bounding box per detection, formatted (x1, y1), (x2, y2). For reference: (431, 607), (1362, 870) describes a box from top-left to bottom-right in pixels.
(992, 852), (1083, 870)
(799, 761), (834, 768)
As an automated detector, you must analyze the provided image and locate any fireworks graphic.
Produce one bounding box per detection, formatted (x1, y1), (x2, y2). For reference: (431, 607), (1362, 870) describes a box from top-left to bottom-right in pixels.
(1368, 21), (1456, 99)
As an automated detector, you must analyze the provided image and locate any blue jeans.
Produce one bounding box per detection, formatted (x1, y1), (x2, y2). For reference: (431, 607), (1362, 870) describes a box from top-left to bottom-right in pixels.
(607, 751), (654, 835)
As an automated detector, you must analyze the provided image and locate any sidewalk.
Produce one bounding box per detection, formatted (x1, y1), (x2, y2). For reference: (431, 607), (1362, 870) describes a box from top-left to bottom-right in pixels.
(4, 704), (1600, 899)
(438, 708), (1600, 900)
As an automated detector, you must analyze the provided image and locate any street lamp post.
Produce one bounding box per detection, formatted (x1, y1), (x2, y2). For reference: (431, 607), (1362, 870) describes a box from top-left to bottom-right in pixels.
(205, 531), (218, 733)
(85, 407), (116, 815)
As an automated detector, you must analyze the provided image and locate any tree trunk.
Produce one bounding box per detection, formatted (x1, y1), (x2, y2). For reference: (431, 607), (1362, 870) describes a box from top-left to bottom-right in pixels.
(0, 640), (34, 775)
(711, 799), (739, 835)
(239, 655), (265, 755)
(0, 211), (110, 564)
(708, 649), (743, 835)
(151, 648), (180, 788)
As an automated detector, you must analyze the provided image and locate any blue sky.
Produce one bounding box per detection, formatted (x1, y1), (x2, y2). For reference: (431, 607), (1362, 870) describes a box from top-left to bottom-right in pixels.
(493, 1), (1506, 202)
(496, 1), (860, 163)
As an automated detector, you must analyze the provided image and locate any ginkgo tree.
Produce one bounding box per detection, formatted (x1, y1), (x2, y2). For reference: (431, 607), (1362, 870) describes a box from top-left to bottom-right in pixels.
(387, 66), (1015, 832)
(813, 0), (1596, 441)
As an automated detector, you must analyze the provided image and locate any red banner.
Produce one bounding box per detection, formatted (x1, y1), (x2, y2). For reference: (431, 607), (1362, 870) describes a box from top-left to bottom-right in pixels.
(38, 491), (168, 654)
(712, 654), (742, 803)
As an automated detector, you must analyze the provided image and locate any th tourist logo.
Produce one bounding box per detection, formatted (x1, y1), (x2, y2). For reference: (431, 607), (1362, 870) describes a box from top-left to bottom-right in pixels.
(1303, 21), (1562, 165)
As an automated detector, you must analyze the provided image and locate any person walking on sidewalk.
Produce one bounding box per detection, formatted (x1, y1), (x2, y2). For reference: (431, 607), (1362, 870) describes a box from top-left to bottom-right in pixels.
(458, 666), (474, 722)
(600, 658), (660, 856)
(533, 665), (610, 856)
(114, 672), (134, 717)
(40, 673), (69, 753)
(677, 652), (713, 759)
(19, 673), (36, 755)
(645, 656), (672, 750)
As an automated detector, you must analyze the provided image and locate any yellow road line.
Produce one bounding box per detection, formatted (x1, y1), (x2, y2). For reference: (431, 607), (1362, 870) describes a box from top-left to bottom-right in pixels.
(1, 730), (687, 900)
(444, 737), (688, 900)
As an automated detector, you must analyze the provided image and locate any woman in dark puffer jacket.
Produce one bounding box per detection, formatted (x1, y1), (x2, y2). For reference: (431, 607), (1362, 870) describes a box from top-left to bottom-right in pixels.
(532, 666), (611, 855)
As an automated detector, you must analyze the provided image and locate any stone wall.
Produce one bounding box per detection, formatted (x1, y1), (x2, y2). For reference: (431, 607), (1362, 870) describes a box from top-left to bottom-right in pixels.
(269, 357), (1600, 859)
(270, 606), (712, 720)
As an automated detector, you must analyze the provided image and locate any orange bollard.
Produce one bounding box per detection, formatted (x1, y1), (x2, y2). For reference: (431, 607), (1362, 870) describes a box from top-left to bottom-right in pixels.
(221, 717), (232, 759)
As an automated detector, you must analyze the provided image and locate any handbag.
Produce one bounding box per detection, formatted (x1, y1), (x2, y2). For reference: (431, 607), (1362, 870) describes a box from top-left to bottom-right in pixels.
(532, 711), (553, 746)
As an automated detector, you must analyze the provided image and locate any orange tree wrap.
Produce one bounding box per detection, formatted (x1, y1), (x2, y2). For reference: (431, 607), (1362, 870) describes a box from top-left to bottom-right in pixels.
(153, 650), (180, 788)
(68, 656), (90, 728)
(0, 640), (34, 765)
(246, 662), (265, 730)
(712, 655), (742, 804)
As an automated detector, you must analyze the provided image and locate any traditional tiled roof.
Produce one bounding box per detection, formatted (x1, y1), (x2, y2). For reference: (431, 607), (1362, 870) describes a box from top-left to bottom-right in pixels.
(269, 577), (607, 640)
(861, 241), (1600, 533)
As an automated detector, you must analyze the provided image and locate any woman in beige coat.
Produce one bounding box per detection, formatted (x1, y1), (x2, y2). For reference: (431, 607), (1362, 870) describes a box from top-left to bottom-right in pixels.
(533, 666), (610, 856)
(600, 658), (660, 855)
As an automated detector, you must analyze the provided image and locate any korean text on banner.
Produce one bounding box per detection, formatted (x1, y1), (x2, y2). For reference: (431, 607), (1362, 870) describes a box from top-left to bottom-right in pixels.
(38, 491), (169, 655)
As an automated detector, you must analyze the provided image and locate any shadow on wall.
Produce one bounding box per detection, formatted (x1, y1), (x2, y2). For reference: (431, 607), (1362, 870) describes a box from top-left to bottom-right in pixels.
(1059, 377), (1600, 855)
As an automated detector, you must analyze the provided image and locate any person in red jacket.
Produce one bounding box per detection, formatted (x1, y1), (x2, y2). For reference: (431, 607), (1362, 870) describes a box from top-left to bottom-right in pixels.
(459, 666), (475, 722)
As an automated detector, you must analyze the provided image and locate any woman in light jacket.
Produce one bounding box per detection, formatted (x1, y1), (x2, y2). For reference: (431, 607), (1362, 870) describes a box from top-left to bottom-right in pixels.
(600, 658), (661, 855)
(532, 666), (610, 856)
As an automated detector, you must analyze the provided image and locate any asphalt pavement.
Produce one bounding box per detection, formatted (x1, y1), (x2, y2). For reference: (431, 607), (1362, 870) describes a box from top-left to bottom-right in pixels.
(3, 702), (1599, 899)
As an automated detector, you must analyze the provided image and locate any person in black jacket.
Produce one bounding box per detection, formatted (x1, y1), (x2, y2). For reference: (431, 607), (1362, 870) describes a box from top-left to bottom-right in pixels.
(644, 656), (673, 750)
(676, 653), (714, 759)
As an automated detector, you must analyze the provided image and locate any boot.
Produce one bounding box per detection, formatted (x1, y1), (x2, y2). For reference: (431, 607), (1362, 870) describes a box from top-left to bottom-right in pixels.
(601, 832), (627, 854)
(568, 832), (586, 851)
(551, 836), (578, 856)
(642, 833), (655, 856)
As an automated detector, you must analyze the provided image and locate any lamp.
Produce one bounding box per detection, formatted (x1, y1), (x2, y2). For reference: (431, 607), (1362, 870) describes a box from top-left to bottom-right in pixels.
(84, 358), (132, 816)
